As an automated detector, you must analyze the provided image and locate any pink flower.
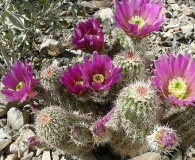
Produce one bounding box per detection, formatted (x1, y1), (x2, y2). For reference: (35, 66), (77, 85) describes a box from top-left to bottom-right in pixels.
(147, 126), (179, 153)
(81, 51), (121, 93)
(113, 0), (165, 39)
(71, 18), (104, 53)
(59, 63), (87, 95)
(91, 107), (115, 141)
(151, 53), (195, 107)
(1, 60), (39, 103)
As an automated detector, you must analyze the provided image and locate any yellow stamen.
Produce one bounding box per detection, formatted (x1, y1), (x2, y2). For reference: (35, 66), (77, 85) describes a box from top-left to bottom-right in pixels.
(129, 16), (145, 31)
(168, 77), (187, 100)
(75, 81), (83, 85)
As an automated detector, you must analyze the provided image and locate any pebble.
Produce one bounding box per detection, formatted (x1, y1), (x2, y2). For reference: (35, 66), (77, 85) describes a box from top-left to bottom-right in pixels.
(9, 129), (35, 158)
(21, 152), (34, 160)
(0, 139), (12, 151)
(5, 154), (18, 160)
(42, 151), (51, 160)
(7, 107), (29, 131)
(189, 42), (195, 53)
(40, 39), (65, 56)
(98, 8), (113, 22)
(80, 1), (99, 13)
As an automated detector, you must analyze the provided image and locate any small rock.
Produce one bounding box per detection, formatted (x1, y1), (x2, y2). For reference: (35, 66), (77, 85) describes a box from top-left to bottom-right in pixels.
(170, 4), (181, 11)
(98, 8), (113, 22)
(9, 129), (35, 158)
(0, 139), (12, 151)
(52, 155), (59, 160)
(102, 20), (112, 34)
(40, 39), (65, 56)
(173, 11), (179, 17)
(171, 151), (182, 160)
(42, 151), (51, 160)
(21, 152), (34, 160)
(32, 157), (42, 160)
(162, 30), (173, 39)
(0, 125), (14, 139)
(5, 154), (18, 160)
(51, 152), (60, 160)
(181, 23), (194, 33)
(152, 46), (162, 53)
(167, 0), (176, 4)
(80, 1), (99, 13)
(130, 152), (161, 160)
(7, 107), (29, 131)
(174, 31), (185, 40)
(182, 7), (195, 17)
(189, 42), (195, 53)
(36, 148), (46, 156)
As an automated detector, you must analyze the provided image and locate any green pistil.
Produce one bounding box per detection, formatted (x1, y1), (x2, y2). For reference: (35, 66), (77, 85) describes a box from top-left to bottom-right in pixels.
(16, 82), (25, 91)
(129, 16), (145, 31)
(168, 77), (187, 100)
(93, 74), (105, 83)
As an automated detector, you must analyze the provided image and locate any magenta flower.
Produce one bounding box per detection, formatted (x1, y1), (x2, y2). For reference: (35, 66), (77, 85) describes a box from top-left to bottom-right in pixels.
(59, 63), (87, 95)
(81, 51), (121, 92)
(151, 53), (195, 107)
(70, 18), (104, 53)
(92, 107), (115, 142)
(113, 0), (165, 39)
(147, 126), (179, 153)
(28, 136), (40, 147)
(1, 60), (39, 103)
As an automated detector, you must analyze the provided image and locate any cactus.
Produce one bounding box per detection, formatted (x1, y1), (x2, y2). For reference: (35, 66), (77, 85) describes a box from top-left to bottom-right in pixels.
(109, 129), (149, 158)
(35, 106), (94, 155)
(114, 80), (159, 141)
(105, 106), (149, 157)
(113, 49), (144, 83)
(159, 106), (195, 150)
(40, 63), (63, 92)
(71, 124), (92, 146)
(111, 28), (132, 49)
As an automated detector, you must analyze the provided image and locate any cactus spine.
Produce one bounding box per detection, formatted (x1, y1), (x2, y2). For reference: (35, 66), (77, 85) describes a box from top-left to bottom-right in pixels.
(35, 106), (94, 155)
(115, 80), (159, 141)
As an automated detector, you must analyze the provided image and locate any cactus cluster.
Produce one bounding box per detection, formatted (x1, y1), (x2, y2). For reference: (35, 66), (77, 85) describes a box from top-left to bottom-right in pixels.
(1, 0), (195, 159)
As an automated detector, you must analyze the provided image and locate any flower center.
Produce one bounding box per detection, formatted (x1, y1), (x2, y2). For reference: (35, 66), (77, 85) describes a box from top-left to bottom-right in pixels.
(129, 16), (145, 31)
(40, 114), (51, 125)
(93, 74), (105, 83)
(16, 82), (25, 91)
(135, 86), (148, 97)
(75, 81), (83, 85)
(42, 68), (54, 78)
(155, 129), (177, 149)
(168, 77), (187, 100)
